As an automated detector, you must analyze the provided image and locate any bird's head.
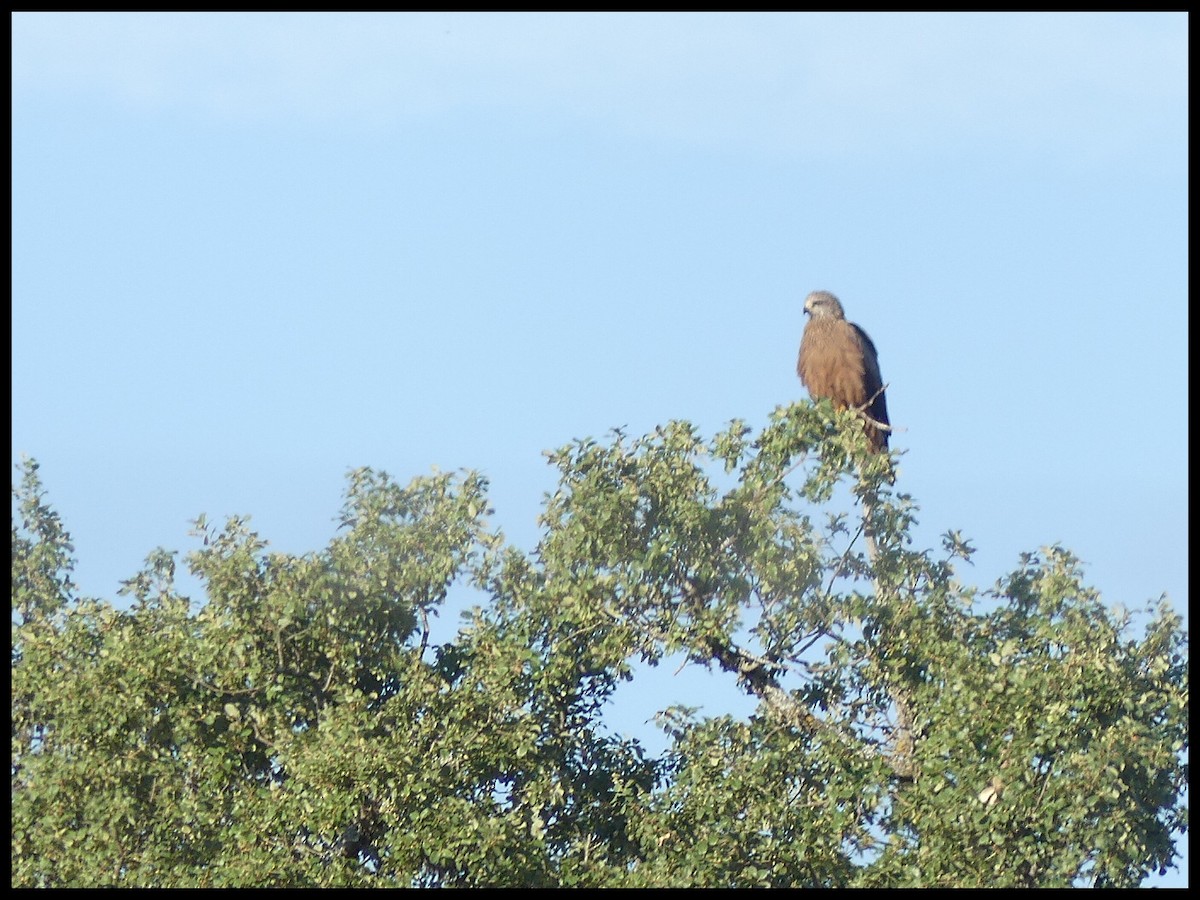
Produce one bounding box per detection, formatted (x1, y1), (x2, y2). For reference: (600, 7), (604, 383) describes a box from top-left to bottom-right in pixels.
(804, 290), (845, 320)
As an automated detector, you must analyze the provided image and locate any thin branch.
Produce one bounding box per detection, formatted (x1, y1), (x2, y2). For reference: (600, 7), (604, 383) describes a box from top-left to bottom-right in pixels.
(796, 626), (840, 657)
(763, 456), (809, 496)
(417, 606), (431, 662)
(854, 384), (892, 428)
(824, 517), (867, 602)
(250, 716), (276, 750)
(862, 496), (880, 574)
(189, 676), (264, 698)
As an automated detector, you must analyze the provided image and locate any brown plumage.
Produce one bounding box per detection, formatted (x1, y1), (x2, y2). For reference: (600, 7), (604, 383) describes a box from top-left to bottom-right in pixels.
(797, 290), (890, 452)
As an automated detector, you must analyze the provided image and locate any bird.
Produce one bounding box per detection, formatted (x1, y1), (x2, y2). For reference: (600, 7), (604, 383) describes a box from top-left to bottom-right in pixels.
(797, 290), (890, 452)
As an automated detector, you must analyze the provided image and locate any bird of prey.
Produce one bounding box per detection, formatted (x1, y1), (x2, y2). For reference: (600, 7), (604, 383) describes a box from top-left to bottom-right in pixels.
(797, 290), (890, 452)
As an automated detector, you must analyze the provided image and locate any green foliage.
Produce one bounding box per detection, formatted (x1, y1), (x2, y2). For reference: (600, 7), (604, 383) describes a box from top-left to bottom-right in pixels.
(11, 406), (1188, 887)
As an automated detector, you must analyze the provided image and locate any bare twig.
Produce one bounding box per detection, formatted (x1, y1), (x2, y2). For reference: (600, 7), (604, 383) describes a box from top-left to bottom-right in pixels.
(854, 384), (892, 427)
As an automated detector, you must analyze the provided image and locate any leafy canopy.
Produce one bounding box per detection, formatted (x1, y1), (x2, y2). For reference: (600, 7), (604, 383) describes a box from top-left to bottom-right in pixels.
(11, 403), (1188, 887)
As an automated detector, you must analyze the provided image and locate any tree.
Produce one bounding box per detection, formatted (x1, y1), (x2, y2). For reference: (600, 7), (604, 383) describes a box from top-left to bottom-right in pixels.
(11, 404), (1189, 887)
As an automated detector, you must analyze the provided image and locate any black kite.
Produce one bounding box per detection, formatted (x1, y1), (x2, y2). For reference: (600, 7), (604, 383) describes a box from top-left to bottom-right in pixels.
(797, 290), (890, 452)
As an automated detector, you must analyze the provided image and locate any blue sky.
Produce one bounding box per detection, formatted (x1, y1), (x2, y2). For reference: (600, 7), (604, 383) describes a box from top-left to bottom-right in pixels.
(12, 12), (1187, 885)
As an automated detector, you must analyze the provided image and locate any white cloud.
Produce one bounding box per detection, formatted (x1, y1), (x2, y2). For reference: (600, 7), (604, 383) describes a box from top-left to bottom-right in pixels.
(11, 12), (1187, 164)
